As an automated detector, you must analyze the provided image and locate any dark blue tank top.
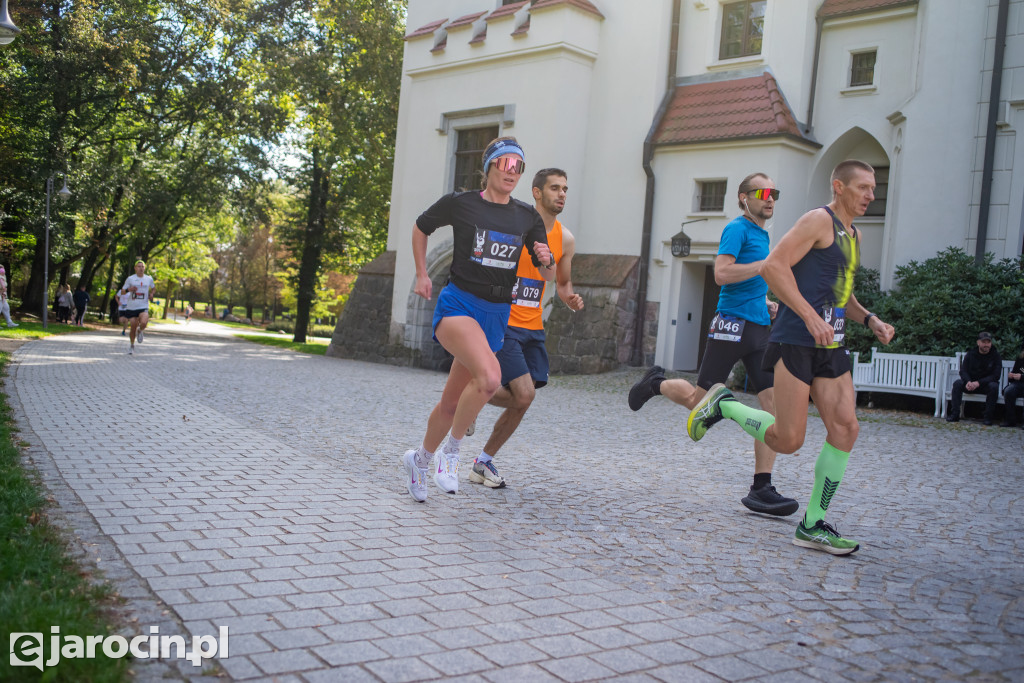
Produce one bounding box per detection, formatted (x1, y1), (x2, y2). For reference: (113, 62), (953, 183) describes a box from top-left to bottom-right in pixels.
(769, 206), (860, 349)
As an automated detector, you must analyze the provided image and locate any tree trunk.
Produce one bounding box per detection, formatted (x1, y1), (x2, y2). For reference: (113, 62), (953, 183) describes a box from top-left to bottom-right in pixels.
(98, 245), (118, 320)
(206, 273), (216, 318)
(19, 233), (49, 315)
(294, 148), (329, 344)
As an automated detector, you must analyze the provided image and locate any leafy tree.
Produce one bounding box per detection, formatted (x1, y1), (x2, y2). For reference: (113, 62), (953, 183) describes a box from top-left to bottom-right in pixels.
(263, 0), (403, 342)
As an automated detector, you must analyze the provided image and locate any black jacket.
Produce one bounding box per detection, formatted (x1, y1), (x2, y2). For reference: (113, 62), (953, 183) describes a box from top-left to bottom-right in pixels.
(959, 346), (1003, 384)
(1011, 356), (1024, 384)
(73, 289), (90, 308)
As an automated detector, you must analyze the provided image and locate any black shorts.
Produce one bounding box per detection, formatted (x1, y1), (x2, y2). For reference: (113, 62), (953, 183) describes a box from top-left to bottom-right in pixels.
(123, 308), (149, 319)
(761, 343), (852, 386)
(697, 320), (774, 393)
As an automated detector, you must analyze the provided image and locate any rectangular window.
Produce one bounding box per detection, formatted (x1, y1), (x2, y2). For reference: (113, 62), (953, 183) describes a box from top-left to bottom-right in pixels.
(719, 1), (766, 60)
(453, 126), (499, 192)
(850, 50), (876, 87)
(865, 166), (888, 217)
(698, 180), (727, 212)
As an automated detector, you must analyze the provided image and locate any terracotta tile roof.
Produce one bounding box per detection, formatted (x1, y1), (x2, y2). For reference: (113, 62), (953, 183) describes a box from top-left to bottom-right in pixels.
(486, 1), (528, 21)
(654, 72), (818, 147)
(406, 18), (447, 40)
(530, 0), (605, 19)
(469, 27), (487, 44)
(817, 0), (917, 19)
(511, 16), (531, 36)
(447, 11), (487, 30)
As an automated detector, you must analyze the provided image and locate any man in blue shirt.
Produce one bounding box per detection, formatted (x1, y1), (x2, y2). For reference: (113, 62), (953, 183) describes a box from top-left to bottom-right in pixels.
(629, 172), (796, 516)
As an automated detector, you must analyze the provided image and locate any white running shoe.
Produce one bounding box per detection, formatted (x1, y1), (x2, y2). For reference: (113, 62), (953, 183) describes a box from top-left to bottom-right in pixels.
(434, 450), (460, 494)
(7, 322), (17, 328)
(128, 346), (134, 355)
(402, 450), (428, 502)
(137, 329), (144, 343)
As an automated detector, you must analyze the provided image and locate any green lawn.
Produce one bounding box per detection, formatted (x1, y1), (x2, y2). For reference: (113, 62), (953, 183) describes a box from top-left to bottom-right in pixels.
(0, 352), (128, 682)
(0, 320), (91, 340)
(235, 334), (329, 355)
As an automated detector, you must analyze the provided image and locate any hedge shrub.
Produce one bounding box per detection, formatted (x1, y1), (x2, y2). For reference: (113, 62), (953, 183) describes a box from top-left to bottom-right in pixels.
(846, 248), (1024, 359)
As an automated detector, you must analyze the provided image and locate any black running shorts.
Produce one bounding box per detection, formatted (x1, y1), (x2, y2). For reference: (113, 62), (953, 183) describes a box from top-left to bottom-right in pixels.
(696, 320), (774, 393)
(761, 342), (852, 386)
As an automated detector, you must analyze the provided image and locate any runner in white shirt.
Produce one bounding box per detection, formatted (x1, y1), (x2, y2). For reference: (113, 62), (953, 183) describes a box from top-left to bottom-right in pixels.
(121, 260), (155, 354)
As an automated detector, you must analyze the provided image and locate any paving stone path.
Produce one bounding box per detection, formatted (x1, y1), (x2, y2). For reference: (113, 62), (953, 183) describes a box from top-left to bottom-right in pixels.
(8, 327), (1024, 682)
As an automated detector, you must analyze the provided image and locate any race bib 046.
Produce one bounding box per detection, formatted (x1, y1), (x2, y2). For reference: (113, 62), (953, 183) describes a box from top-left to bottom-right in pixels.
(708, 313), (745, 342)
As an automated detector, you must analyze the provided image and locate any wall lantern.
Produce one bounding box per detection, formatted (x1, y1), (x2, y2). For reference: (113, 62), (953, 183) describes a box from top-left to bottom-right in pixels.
(671, 218), (708, 258)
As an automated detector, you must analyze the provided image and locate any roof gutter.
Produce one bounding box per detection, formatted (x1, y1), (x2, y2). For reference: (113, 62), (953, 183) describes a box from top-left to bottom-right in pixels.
(804, 14), (824, 133)
(976, 0), (1009, 265)
(631, 0), (681, 366)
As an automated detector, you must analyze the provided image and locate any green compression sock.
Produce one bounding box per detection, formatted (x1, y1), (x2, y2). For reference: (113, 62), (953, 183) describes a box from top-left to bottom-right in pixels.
(804, 442), (851, 526)
(719, 398), (775, 443)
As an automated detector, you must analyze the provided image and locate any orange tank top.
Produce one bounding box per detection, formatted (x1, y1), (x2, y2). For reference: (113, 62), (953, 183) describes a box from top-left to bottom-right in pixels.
(508, 220), (564, 330)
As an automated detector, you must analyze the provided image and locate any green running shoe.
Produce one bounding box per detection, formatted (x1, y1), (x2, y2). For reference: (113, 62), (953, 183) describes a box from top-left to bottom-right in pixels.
(793, 518), (860, 555)
(686, 383), (732, 441)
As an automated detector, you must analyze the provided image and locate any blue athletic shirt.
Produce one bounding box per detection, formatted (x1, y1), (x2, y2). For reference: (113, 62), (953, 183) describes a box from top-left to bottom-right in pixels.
(716, 215), (770, 325)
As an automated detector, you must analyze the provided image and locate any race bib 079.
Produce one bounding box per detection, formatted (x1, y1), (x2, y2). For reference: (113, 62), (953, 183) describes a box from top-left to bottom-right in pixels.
(471, 228), (522, 270)
(511, 277), (543, 308)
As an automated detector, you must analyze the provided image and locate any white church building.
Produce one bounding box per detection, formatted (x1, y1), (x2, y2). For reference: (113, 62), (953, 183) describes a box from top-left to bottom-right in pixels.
(328, 0), (1024, 373)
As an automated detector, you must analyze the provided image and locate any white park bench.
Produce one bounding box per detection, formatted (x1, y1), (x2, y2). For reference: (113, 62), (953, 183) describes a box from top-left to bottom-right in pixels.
(851, 348), (949, 417)
(940, 353), (1020, 419)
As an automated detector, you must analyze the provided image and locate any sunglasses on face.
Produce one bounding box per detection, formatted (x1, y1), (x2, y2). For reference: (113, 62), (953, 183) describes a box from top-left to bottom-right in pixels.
(747, 188), (780, 201)
(492, 156), (525, 174)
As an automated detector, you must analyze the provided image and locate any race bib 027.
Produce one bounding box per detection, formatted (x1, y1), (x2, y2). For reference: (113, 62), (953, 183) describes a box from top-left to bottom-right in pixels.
(471, 228), (522, 270)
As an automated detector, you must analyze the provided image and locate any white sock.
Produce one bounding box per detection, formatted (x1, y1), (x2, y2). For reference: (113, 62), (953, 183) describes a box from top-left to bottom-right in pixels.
(414, 446), (432, 469)
(477, 451), (493, 464)
(444, 435), (463, 454)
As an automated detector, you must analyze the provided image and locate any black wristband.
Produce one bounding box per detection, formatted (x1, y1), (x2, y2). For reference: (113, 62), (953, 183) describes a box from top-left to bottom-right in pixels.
(864, 313), (877, 326)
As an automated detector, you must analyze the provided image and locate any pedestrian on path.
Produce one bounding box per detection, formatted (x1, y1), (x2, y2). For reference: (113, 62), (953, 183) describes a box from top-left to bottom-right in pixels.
(0, 265), (17, 328)
(472, 168), (584, 489)
(629, 172), (796, 516)
(73, 283), (90, 326)
(686, 160), (895, 555)
(57, 284), (73, 324)
(403, 137), (554, 502)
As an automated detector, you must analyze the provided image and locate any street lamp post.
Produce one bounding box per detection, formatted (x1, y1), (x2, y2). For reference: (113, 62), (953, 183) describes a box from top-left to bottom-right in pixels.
(0, 0), (21, 45)
(42, 175), (71, 329)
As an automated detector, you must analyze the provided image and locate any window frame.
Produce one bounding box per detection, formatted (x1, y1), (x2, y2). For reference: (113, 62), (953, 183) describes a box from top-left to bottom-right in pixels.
(695, 179), (728, 214)
(863, 165), (889, 217)
(718, 0), (767, 61)
(452, 125), (500, 193)
(849, 49), (877, 88)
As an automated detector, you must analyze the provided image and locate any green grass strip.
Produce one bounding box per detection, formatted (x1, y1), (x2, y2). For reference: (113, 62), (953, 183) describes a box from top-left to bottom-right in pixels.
(0, 321), (91, 340)
(0, 353), (128, 682)
(235, 334), (329, 355)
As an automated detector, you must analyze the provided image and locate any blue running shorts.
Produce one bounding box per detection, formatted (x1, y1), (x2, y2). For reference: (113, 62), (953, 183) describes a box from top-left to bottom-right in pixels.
(432, 283), (511, 353)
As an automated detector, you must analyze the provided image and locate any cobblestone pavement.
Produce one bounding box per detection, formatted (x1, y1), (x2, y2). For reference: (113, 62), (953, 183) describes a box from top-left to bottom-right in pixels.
(8, 328), (1024, 682)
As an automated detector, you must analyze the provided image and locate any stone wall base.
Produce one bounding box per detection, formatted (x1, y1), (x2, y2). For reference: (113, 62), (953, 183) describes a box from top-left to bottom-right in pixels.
(328, 252), (659, 372)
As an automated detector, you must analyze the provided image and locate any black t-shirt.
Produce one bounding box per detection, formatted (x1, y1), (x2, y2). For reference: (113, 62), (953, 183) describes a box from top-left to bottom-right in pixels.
(416, 191), (548, 302)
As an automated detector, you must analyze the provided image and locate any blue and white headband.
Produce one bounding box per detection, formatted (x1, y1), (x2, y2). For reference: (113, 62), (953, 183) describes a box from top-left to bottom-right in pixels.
(483, 139), (525, 170)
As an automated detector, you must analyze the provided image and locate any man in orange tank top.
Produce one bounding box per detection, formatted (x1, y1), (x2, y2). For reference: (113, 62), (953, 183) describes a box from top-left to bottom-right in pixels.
(470, 169), (584, 488)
